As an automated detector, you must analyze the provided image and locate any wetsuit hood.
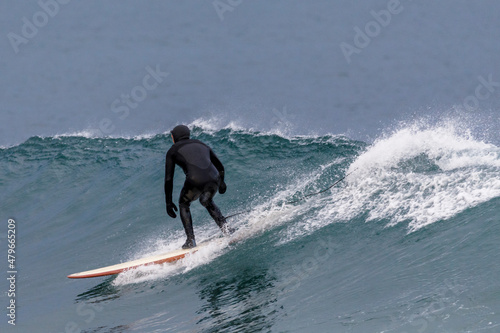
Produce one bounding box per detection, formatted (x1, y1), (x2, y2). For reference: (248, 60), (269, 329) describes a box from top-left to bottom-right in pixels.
(171, 125), (190, 142)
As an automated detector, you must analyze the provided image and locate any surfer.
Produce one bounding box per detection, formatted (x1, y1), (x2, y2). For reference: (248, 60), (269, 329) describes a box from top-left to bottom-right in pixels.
(164, 125), (233, 249)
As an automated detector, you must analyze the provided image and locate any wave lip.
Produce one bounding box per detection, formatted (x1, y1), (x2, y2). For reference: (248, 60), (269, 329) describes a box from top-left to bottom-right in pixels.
(346, 122), (500, 232)
(247, 121), (500, 243)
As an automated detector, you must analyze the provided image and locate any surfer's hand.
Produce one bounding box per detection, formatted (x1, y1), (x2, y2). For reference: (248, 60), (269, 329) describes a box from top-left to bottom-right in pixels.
(219, 181), (227, 194)
(166, 203), (178, 218)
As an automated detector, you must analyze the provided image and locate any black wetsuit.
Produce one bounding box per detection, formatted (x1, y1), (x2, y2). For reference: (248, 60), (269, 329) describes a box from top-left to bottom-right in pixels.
(164, 125), (228, 248)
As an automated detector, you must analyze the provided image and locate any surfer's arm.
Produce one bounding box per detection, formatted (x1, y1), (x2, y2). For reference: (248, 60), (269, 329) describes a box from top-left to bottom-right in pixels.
(210, 149), (225, 182)
(164, 149), (175, 205)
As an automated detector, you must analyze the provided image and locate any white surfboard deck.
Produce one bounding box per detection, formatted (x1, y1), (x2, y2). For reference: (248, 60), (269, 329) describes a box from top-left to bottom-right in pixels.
(67, 240), (216, 279)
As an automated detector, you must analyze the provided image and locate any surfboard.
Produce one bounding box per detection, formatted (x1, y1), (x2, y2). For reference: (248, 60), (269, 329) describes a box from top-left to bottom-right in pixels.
(67, 241), (213, 279)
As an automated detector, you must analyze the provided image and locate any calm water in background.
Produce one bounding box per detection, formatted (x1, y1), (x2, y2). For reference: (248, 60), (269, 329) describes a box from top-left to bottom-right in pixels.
(1, 1), (500, 332)
(1, 0), (500, 145)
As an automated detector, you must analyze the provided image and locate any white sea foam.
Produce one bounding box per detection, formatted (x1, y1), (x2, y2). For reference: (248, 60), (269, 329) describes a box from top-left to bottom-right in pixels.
(53, 129), (161, 141)
(53, 130), (101, 139)
(112, 239), (229, 286)
(188, 117), (248, 134)
(188, 116), (344, 143)
(348, 123), (499, 230)
(281, 121), (500, 240)
(112, 227), (230, 286)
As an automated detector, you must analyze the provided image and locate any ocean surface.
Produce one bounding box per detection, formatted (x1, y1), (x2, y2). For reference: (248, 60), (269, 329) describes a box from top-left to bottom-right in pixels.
(1, 1), (500, 332)
(1, 120), (500, 332)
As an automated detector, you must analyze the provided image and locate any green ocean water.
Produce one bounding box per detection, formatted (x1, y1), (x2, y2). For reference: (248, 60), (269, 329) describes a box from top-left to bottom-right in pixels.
(1, 122), (499, 332)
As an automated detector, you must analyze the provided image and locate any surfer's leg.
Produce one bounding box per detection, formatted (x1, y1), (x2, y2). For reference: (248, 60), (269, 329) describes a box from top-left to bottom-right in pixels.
(199, 184), (234, 235)
(179, 184), (200, 249)
(179, 202), (196, 249)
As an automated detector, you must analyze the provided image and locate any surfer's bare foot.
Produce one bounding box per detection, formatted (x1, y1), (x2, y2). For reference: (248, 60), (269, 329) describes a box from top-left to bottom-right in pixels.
(182, 238), (196, 249)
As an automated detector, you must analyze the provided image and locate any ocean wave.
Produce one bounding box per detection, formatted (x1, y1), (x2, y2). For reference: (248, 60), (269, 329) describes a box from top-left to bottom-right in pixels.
(3, 117), (500, 287)
(3, 122), (349, 153)
(187, 117), (346, 143)
(340, 121), (499, 232)
(243, 120), (500, 246)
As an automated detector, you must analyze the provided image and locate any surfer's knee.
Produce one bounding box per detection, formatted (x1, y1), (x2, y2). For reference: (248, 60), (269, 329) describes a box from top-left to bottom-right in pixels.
(179, 201), (191, 209)
(199, 195), (212, 208)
